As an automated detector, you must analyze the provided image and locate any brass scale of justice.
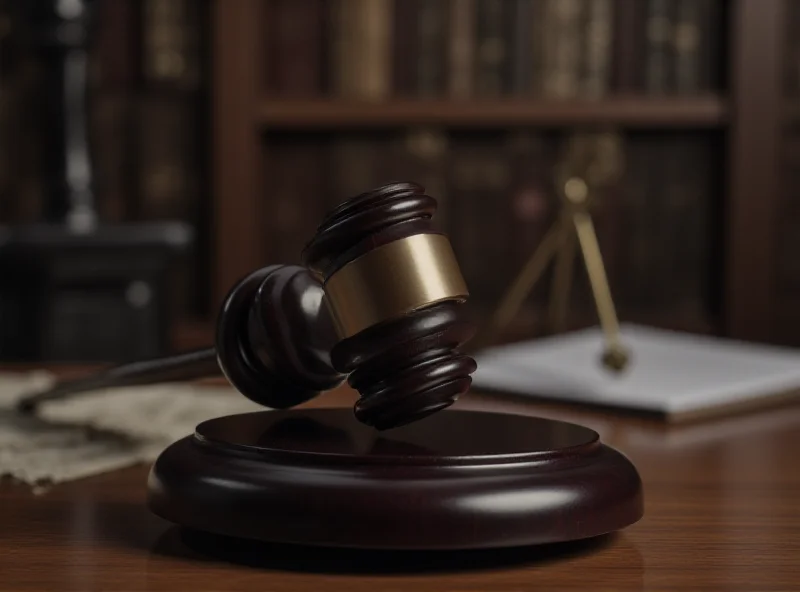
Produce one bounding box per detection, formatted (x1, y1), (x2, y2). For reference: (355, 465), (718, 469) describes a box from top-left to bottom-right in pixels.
(479, 130), (630, 371)
(20, 132), (642, 551)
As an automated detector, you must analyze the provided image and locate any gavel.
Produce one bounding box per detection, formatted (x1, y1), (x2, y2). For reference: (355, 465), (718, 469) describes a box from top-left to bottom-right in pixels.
(18, 183), (477, 430)
(17, 182), (644, 551)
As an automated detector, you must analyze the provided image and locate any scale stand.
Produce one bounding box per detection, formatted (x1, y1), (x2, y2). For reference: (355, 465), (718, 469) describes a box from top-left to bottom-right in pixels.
(478, 131), (630, 372)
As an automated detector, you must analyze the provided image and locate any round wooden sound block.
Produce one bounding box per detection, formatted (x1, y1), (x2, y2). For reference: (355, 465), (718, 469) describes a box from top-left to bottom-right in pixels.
(147, 409), (643, 550)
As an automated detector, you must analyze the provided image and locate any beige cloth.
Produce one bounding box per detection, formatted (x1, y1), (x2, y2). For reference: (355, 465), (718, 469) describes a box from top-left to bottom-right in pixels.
(0, 371), (261, 486)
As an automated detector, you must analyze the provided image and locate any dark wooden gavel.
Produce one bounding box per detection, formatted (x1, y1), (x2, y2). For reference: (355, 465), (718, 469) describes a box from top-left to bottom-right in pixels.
(18, 183), (477, 430)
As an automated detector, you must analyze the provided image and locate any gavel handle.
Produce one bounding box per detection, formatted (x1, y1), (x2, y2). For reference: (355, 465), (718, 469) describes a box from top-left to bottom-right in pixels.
(17, 348), (221, 413)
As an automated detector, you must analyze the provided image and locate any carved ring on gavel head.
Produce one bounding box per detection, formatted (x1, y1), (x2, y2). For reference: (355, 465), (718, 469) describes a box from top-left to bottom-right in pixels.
(215, 182), (476, 430)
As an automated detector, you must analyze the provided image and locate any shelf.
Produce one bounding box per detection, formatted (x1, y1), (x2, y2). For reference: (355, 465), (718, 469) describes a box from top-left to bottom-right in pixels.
(256, 96), (728, 129)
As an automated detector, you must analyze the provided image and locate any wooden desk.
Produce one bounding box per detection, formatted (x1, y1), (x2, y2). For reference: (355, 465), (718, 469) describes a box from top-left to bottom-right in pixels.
(1, 386), (798, 591)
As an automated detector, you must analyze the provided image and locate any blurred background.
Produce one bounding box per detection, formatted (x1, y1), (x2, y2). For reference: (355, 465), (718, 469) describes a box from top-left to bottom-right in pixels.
(0, 0), (795, 363)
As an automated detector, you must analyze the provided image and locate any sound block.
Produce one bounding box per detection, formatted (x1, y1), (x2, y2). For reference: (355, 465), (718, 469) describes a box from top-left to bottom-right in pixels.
(147, 409), (643, 550)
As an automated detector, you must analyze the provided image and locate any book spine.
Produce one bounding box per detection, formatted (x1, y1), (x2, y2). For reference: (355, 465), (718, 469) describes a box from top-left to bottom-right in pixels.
(91, 96), (134, 223)
(475, 0), (510, 97)
(138, 0), (201, 219)
(448, 134), (511, 312)
(141, 0), (201, 91)
(136, 98), (195, 220)
(622, 134), (660, 314)
(392, 0), (419, 96)
(658, 137), (684, 315)
(264, 137), (327, 265)
(507, 131), (554, 303)
(93, 0), (139, 91)
(448, 0), (475, 98)
(392, 128), (450, 227)
(480, 138), (513, 310)
(265, 0), (324, 97)
(330, 134), (382, 207)
(673, 0), (702, 94)
(529, 0), (547, 96)
(645, 138), (670, 312)
(448, 140), (481, 310)
(510, 0), (533, 95)
(91, 0), (139, 222)
(542, 0), (583, 99)
(644, 0), (674, 95)
(671, 136), (711, 321)
(416, 0), (447, 97)
(333, 0), (357, 97)
(658, 140), (682, 314)
(612, 0), (646, 92)
(581, 0), (613, 98)
(3, 3), (46, 222)
(699, 0), (720, 92)
(359, 0), (392, 100)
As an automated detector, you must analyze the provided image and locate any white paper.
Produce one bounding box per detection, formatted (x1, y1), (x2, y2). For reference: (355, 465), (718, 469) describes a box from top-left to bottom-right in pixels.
(472, 324), (800, 416)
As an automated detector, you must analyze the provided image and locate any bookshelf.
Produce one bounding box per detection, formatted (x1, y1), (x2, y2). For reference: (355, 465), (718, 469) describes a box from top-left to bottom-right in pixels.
(1, 0), (792, 351)
(256, 97), (728, 128)
(206, 0), (789, 347)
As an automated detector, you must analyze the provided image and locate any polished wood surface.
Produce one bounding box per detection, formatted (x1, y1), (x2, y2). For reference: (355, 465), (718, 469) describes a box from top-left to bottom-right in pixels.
(255, 97), (728, 128)
(2, 385), (799, 591)
(148, 409), (641, 548)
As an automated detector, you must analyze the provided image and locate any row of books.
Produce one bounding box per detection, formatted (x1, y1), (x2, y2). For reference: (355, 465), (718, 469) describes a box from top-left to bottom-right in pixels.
(262, 130), (716, 328)
(264, 0), (722, 100)
(92, 0), (208, 224)
(0, 0), (208, 225)
(0, 0), (210, 316)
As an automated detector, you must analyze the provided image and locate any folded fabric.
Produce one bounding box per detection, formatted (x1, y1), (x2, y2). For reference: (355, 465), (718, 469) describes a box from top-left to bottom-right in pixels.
(0, 371), (260, 486)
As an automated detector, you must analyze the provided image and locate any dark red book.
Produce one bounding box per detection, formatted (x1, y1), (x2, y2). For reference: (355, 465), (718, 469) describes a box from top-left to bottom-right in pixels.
(264, 0), (324, 96)
(392, 0), (419, 95)
(264, 135), (328, 265)
(612, 0), (648, 92)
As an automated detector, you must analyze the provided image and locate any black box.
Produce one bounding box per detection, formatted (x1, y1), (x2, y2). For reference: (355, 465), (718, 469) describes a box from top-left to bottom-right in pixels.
(0, 222), (192, 362)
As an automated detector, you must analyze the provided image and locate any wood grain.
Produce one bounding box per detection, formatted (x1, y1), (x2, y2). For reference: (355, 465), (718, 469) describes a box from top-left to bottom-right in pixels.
(255, 96), (728, 128)
(2, 384), (799, 591)
(726, 0), (785, 341)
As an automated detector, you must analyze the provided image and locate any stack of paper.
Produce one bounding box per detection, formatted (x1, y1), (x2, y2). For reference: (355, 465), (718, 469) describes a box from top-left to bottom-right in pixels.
(472, 324), (800, 421)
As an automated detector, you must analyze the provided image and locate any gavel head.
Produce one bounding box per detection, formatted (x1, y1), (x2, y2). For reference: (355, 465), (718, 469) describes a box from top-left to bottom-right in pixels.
(216, 182), (476, 430)
(303, 182), (477, 429)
